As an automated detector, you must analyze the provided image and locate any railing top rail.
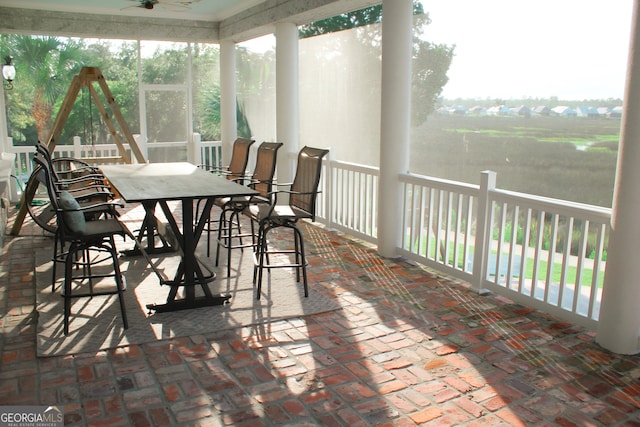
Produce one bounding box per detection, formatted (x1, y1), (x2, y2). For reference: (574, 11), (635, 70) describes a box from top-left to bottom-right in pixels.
(489, 187), (612, 221)
(401, 172), (479, 196)
(331, 159), (379, 175)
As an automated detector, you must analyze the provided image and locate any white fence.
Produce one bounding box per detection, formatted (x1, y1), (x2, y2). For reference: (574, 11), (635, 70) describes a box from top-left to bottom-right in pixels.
(3, 134), (222, 193)
(318, 163), (610, 331)
(3, 137), (610, 330)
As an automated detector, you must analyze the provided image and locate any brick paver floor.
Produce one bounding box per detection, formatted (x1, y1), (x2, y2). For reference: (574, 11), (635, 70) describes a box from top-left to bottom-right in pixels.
(1, 203), (639, 426)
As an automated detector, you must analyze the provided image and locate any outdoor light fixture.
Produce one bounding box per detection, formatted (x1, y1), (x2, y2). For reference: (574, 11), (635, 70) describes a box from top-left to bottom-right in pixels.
(2, 56), (15, 90)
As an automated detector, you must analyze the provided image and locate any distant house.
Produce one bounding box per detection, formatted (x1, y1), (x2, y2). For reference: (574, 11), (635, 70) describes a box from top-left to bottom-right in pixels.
(448, 105), (467, 115)
(576, 106), (600, 118)
(609, 106), (623, 118)
(533, 106), (551, 116)
(468, 105), (487, 116)
(511, 105), (531, 117)
(436, 106), (450, 115)
(550, 105), (577, 117)
(487, 105), (510, 116)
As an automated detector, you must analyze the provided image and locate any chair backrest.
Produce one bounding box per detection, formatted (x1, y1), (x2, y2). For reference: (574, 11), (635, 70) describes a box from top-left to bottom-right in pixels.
(33, 154), (91, 237)
(290, 146), (330, 220)
(226, 137), (255, 180)
(35, 141), (58, 178)
(32, 154), (63, 222)
(35, 140), (94, 182)
(251, 142), (283, 197)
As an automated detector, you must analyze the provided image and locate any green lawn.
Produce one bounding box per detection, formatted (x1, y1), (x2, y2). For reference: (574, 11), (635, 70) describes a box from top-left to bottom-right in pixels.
(410, 236), (605, 288)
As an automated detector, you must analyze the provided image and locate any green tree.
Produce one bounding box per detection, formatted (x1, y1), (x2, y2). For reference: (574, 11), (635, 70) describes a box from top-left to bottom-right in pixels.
(1, 35), (85, 143)
(299, 2), (454, 125)
(80, 40), (140, 138)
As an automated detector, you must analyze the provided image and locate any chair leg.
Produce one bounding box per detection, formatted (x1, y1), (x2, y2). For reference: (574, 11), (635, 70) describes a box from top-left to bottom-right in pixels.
(216, 205), (246, 277)
(253, 223), (309, 299)
(293, 228), (301, 282)
(226, 210), (234, 276)
(293, 226), (309, 297)
(62, 238), (128, 336)
(63, 242), (78, 336)
(109, 236), (128, 330)
(51, 234), (61, 292)
(255, 222), (270, 299)
(215, 207), (225, 267)
(227, 209), (244, 276)
(85, 248), (94, 295)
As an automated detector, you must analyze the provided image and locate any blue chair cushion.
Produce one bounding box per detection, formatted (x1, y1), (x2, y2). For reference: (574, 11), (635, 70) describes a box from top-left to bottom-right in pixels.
(58, 190), (86, 234)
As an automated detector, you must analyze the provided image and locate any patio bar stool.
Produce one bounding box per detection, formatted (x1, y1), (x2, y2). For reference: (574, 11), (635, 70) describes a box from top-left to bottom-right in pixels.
(34, 154), (129, 335)
(197, 137), (255, 256)
(215, 142), (283, 276)
(244, 146), (329, 299)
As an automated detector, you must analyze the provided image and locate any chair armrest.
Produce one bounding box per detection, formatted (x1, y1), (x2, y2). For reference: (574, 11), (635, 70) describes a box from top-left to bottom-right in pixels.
(60, 187), (115, 201)
(56, 183), (113, 194)
(265, 188), (320, 205)
(54, 179), (109, 191)
(246, 178), (275, 187)
(56, 173), (106, 185)
(201, 165), (230, 174)
(58, 200), (124, 213)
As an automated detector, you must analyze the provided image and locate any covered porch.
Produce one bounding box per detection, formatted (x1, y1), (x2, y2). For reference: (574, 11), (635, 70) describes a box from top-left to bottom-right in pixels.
(0, 2), (638, 424)
(0, 0), (639, 354)
(1, 200), (639, 425)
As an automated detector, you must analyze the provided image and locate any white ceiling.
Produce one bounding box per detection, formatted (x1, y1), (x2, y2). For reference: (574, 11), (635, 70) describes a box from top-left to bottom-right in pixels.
(0, 0), (265, 21)
(0, 0), (379, 43)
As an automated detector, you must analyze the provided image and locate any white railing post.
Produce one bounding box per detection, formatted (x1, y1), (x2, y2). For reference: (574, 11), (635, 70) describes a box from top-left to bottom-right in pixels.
(134, 134), (148, 163)
(324, 149), (335, 229)
(73, 136), (82, 158)
(189, 132), (202, 166)
(473, 170), (496, 295)
(3, 137), (18, 202)
(1, 135), (10, 153)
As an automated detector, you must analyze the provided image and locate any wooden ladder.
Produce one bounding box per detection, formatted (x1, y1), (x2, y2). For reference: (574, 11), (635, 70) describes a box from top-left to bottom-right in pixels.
(11, 66), (146, 235)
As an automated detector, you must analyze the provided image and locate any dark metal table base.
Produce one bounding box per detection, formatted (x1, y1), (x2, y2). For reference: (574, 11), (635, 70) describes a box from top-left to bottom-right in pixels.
(146, 293), (231, 313)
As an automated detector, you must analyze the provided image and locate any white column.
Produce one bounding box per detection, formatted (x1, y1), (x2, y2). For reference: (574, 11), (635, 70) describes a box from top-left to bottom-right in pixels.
(220, 40), (237, 165)
(0, 83), (8, 151)
(275, 22), (299, 184)
(596, 0), (640, 355)
(378, 0), (413, 257)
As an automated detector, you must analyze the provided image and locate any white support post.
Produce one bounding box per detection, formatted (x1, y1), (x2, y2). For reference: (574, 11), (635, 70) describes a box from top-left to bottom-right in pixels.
(73, 136), (82, 158)
(134, 134), (148, 163)
(596, 0), (640, 355)
(188, 132), (202, 166)
(220, 40), (237, 166)
(275, 22), (300, 186)
(0, 83), (8, 152)
(473, 171), (496, 295)
(378, 0), (413, 257)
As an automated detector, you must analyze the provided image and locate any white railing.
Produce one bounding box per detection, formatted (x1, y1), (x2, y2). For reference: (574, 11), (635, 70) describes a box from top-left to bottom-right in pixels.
(3, 138), (610, 329)
(4, 134), (222, 191)
(481, 176), (609, 330)
(399, 173), (478, 283)
(320, 160), (609, 329)
(318, 159), (379, 242)
(394, 170), (609, 330)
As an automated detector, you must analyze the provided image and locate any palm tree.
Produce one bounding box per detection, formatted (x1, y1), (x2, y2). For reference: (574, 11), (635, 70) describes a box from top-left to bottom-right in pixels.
(3, 35), (84, 142)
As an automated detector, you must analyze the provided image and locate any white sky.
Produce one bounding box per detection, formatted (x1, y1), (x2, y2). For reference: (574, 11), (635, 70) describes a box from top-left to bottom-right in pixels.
(239, 1), (634, 100)
(421, 0), (633, 100)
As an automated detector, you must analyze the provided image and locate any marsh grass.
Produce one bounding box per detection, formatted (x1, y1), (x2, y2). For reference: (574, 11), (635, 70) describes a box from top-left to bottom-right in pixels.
(411, 115), (620, 207)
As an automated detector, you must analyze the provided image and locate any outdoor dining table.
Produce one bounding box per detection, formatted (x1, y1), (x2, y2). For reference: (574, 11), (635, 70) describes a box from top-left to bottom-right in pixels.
(100, 162), (258, 313)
